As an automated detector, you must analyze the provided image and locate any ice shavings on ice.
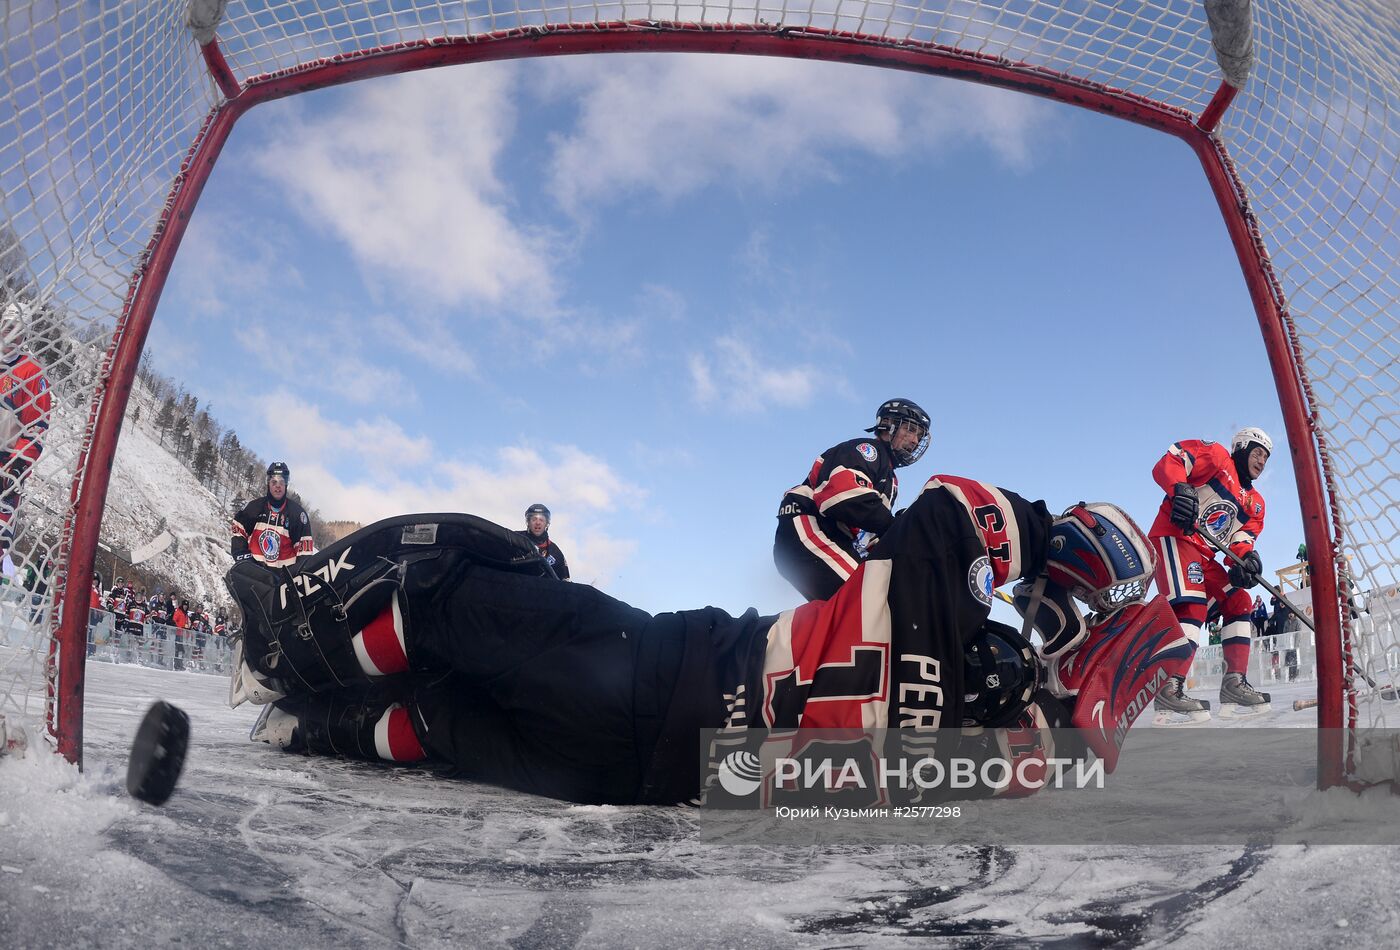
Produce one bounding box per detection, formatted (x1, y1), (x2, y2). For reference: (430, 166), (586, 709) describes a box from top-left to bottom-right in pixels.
(4, 660), (1400, 947)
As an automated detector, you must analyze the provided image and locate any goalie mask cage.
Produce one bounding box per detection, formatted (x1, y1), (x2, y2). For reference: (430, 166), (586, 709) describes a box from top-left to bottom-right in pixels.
(1, 0), (1396, 787)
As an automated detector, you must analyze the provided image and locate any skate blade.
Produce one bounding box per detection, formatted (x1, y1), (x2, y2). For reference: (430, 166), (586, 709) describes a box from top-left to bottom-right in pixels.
(249, 705), (300, 749)
(1152, 709), (1213, 726)
(1217, 702), (1272, 719)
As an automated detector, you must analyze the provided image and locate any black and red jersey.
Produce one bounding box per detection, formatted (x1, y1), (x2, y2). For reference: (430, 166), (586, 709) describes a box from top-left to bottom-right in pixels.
(518, 532), (570, 580)
(779, 437), (899, 540)
(722, 474), (1051, 732)
(232, 495), (315, 568)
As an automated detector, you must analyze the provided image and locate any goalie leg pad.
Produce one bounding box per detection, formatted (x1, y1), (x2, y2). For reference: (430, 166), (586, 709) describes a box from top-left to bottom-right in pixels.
(1052, 595), (1188, 772)
(350, 593), (408, 677)
(252, 690), (428, 763)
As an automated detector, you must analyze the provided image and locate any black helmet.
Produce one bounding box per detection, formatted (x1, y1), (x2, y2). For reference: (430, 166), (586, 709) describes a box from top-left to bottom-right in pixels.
(266, 462), (290, 490)
(867, 398), (931, 467)
(962, 620), (1041, 727)
(525, 503), (551, 524)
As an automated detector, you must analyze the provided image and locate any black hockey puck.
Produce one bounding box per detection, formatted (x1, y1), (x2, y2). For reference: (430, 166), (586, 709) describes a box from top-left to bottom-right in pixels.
(126, 701), (190, 805)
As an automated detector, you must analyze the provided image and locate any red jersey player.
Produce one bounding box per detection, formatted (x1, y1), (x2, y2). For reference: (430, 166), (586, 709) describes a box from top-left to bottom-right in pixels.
(1148, 428), (1273, 722)
(0, 302), (52, 553)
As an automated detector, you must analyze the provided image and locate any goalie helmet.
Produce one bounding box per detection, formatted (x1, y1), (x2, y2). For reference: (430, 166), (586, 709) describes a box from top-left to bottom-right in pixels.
(1046, 502), (1156, 616)
(962, 620), (1041, 727)
(866, 398), (931, 467)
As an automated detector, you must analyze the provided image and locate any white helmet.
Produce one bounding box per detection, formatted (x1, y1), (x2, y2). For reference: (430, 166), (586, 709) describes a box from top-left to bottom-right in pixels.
(0, 301), (27, 357)
(1231, 427), (1273, 456)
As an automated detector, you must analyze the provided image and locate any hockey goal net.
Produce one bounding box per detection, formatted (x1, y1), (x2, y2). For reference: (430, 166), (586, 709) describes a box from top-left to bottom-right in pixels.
(1, 1), (1397, 786)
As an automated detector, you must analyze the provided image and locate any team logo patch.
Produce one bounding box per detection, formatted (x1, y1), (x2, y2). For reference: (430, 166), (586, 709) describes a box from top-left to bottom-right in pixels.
(1201, 502), (1235, 539)
(968, 555), (994, 606)
(300, 511), (309, 524)
(258, 532), (280, 560)
(1254, 502), (1262, 515)
(857, 442), (878, 462)
(1186, 561), (1205, 585)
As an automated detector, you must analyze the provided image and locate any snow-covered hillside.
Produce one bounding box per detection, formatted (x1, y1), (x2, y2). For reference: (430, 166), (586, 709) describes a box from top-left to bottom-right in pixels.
(28, 378), (236, 610)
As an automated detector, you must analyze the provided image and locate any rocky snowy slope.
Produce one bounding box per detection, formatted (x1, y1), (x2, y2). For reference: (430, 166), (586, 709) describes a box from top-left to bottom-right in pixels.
(28, 379), (236, 610)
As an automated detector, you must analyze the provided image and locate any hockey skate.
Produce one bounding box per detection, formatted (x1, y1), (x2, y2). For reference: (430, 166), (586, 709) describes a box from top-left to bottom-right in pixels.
(228, 635), (287, 709)
(1152, 674), (1212, 725)
(249, 703), (302, 750)
(1217, 671), (1271, 719)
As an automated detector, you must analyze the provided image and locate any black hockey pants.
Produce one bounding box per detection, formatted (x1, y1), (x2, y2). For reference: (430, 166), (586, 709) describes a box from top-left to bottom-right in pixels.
(411, 566), (701, 805)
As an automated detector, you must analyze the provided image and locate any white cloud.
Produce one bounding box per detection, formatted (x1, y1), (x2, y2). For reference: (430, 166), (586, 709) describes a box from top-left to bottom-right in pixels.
(255, 394), (434, 478)
(379, 311), (478, 378)
(541, 54), (1053, 214)
(253, 392), (642, 580)
(252, 64), (557, 311)
(689, 335), (820, 412)
(234, 320), (414, 408)
(166, 210), (306, 318)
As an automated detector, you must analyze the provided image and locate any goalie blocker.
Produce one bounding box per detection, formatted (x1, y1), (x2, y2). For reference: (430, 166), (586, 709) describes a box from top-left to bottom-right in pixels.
(229, 481), (1183, 805)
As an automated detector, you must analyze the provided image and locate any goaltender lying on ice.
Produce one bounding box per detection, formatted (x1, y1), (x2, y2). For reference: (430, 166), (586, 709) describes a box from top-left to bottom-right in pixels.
(225, 474), (1186, 806)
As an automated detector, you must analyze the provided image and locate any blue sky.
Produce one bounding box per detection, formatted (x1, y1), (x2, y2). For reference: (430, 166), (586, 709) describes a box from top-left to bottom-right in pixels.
(153, 52), (1301, 617)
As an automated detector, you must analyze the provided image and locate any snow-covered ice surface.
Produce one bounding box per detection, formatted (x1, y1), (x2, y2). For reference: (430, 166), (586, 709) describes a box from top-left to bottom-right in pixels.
(5, 662), (1400, 949)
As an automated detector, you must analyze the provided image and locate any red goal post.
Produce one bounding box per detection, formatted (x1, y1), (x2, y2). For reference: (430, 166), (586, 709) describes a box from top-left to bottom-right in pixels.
(1, 1), (1394, 788)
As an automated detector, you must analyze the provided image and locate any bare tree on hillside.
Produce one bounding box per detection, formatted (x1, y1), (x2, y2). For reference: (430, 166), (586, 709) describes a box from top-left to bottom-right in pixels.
(194, 438), (216, 486)
(155, 396), (176, 446)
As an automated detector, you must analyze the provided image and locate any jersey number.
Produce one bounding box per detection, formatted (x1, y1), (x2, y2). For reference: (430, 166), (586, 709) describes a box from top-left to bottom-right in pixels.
(765, 644), (887, 729)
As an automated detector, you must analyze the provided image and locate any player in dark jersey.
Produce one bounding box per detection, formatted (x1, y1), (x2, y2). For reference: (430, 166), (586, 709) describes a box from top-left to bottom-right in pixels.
(231, 461), (315, 568)
(231, 476), (1181, 806)
(774, 399), (930, 602)
(518, 502), (569, 580)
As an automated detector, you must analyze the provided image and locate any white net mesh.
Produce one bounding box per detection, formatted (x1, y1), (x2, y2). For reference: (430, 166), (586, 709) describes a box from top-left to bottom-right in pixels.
(1, 0), (1397, 781)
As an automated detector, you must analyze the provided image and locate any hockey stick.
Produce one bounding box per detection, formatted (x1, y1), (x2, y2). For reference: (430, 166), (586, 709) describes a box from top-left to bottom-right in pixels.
(1292, 681), (1399, 711)
(1192, 528), (1315, 631)
(1192, 528), (1398, 702)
